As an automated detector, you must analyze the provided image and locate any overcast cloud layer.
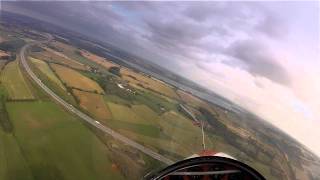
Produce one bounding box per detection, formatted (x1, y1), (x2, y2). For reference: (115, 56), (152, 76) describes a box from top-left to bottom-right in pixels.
(2, 1), (320, 156)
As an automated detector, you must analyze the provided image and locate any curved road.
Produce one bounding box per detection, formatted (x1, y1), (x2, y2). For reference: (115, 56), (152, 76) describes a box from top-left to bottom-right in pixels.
(20, 41), (174, 165)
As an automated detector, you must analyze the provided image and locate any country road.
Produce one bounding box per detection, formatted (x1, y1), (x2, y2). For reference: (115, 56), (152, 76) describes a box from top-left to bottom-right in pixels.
(19, 41), (174, 165)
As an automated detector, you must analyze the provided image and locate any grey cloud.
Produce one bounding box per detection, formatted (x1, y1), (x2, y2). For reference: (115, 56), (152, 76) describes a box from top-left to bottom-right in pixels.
(183, 2), (250, 22)
(183, 2), (226, 22)
(195, 60), (226, 79)
(256, 13), (287, 38)
(226, 40), (291, 85)
(115, 1), (163, 12)
(3, 2), (122, 34)
(132, 3), (233, 61)
(2, 1), (291, 86)
(144, 17), (212, 53)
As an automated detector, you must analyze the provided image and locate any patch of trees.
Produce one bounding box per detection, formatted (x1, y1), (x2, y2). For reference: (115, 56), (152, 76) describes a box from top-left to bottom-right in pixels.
(199, 107), (227, 133)
(199, 107), (279, 164)
(0, 53), (16, 61)
(198, 107), (248, 151)
(74, 50), (82, 56)
(96, 75), (134, 102)
(108, 66), (121, 77)
(0, 89), (12, 133)
(199, 107), (236, 142)
(30, 46), (44, 52)
(0, 39), (25, 52)
(177, 105), (195, 120)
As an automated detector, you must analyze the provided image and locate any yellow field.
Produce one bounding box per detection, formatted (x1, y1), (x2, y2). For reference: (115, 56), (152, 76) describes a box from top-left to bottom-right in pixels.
(51, 64), (104, 93)
(0, 61), (7, 70)
(29, 57), (66, 90)
(1, 61), (34, 100)
(80, 50), (119, 69)
(121, 68), (179, 99)
(31, 47), (88, 70)
(73, 89), (111, 123)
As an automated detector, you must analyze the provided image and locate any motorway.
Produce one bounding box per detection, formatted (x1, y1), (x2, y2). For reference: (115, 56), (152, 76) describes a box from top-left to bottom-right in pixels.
(19, 41), (174, 165)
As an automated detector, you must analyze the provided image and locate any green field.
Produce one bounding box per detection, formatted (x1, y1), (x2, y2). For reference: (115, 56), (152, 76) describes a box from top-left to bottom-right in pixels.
(103, 94), (132, 107)
(107, 103), (164, 138)
(133, 90), (178, 114)
(159, 111), (214, 156)
(105, 101), (212, 160)
(1, 61), (34, 100)
(0, 130), (34, 180)
(5, 101), (124, 180)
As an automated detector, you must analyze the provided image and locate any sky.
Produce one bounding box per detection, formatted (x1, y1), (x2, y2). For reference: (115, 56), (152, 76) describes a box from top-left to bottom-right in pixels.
(2, 1), (320, 156)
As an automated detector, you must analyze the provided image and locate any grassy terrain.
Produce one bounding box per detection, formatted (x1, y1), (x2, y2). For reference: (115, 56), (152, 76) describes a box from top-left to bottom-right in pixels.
(107, 103), (162, 138)
(51, 64), (104, 93)
(44, 41), (100, 71)
(0, 86), (12, 133)
(106, 102), (174, 156)
(29, 57), (65, 90)
(44, 46), (88, 70)
(28, 57), (77, 106)
(121, 67), (179, 99)
(6, 101), (125, 180)
(82, 60), (208, 158)
(94, 73), (178, 114)
(0, 62), (32, 180)
(105, 102), (211, 160)
(0, 60), (8, 70)
(133, 90), (178, 114)
(19, 59), (52, 102)
(73, 89), (111, 123)
(47, 41), (112, 74)
(30, 47), (87, 71)
(103, 94), (132, 107)
(80, 50), (119, 70)
(107, 103), (155, 126)
(159, 111), (213, 156)
(91, 127), (165, 180)
(1, 60), (34, 100)
(0, 130), (34, 180)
